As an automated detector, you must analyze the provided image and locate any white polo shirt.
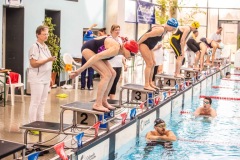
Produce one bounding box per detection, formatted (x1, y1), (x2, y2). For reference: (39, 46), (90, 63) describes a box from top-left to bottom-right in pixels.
(28, 42), (52, 83)
(108, 36), (123, 68)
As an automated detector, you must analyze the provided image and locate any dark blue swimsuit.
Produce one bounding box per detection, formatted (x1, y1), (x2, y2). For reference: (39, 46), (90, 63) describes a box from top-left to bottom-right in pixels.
(140, 26), (165, 50)
(81, 37), (114, 60)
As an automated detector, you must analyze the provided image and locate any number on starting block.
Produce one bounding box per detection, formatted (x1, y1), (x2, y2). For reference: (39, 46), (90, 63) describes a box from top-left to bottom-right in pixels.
(163, 79), (176, 87)
(76, 112), (97, 126)
(131, 91), (147, 102)
(184, 71), (194, 79)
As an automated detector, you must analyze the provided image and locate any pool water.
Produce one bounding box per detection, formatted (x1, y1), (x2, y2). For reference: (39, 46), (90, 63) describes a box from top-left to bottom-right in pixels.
(117, 78), (240, 160)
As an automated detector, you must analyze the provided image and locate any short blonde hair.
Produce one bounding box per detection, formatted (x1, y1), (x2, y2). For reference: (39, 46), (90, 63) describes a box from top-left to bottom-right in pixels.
(36, 25), (49, 35)
(110, 24), (120, 33)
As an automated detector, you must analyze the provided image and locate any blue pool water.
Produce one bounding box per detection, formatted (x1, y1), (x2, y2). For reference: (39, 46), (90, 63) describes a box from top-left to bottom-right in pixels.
(117, 78), (240, 160)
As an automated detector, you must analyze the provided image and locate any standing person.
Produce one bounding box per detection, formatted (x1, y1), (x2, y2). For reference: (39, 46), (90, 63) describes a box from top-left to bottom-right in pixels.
(186, 30), (207, 71)
(108, 24), (128, 99)
(152, 43), (164, 83)
(170, 21), (200, 78)
(210, 27), (223, 60)
(70, 37), (138, 112)
(138, 18), (179, 91)
(81, 24), (97, 90)
(28, 25), (56, 134)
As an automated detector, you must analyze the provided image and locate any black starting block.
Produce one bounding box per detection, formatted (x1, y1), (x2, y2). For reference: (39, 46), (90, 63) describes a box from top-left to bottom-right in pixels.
(90, 99), (120, 107)
(20, 121), (71, 145)
(155, 74), (183, 90)
(119, 83), (157, 109)
(60, 102), (115, 134)
(180, 67), (199, 80)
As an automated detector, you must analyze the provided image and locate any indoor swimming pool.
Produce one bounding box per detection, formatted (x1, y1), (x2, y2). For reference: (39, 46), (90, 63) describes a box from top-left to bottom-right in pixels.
(117, 76), (240, 160)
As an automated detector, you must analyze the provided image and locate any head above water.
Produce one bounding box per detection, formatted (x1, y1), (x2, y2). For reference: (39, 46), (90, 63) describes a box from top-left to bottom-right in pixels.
(204, 97), (212, 105)
(154, 118), (165, 127)
(226, 72), (231, 78)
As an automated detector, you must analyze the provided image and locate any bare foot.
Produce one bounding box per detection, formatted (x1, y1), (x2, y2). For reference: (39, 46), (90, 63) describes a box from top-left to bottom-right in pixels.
(144, 86), (156, 91)
(102, 101), (116, 110)
(150, 83), (160, 90)
(93, 104), (110, 112)
(174, 74), (185, 78)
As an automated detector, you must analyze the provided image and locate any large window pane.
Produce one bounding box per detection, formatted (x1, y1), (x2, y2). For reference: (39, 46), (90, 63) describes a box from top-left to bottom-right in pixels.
(137, 23), (150, 40)
(219, 9), (240, 21)
(177, 8), (207, 26)
(125, 0), (137, 22)
(178, 0), (207, 8)
(209, 0), (240, 8)
(124, 23), (136, 40)
(207, 9), (218, 38)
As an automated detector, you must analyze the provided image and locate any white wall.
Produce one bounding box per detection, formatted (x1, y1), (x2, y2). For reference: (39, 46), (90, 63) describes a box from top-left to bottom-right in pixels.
(0, 0), (105, 83)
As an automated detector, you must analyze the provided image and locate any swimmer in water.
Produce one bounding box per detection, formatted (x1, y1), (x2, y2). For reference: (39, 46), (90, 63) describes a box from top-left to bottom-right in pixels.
(225, 72), (231, 78)
(194, 97), (217, 118)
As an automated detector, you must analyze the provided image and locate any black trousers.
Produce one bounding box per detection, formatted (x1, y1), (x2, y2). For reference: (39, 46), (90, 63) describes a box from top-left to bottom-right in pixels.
(109, 67), (122, 95)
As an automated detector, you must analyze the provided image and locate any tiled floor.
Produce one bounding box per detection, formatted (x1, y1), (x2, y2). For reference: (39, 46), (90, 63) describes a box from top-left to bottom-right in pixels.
(2, 53), (234, 159)
(0, 54), (175, 159)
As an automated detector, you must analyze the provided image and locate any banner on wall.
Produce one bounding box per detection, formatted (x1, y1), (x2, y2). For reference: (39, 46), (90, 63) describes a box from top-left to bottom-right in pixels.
(6, 0), (23, 6)
(137, 0), (155, 24)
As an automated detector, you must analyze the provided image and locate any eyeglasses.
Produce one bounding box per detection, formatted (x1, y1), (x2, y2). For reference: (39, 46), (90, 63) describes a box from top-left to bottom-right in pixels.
(40, 33), (49, 36)
(155, 123), (166, 128)
(203, 101), (210, 104)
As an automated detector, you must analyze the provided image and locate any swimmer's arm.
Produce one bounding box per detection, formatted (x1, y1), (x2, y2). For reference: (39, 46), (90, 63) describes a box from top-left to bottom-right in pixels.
(180, 27), (190, 56)
(211, 109), (217, 118)
(193, 107), (201, 117)
(138, 27), (164, 45)
(211, 44), (217, 64)
(158, 132), (177, 142)
(146, 132), (177, 142)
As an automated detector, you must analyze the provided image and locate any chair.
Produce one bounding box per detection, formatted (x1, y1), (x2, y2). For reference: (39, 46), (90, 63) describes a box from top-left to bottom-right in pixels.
(62, 53), (81, 90)
(6, 72), (24, 106)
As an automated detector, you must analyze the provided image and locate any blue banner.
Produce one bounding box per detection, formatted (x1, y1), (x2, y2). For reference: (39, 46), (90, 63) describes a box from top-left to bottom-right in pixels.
(137, 0), (155, 24)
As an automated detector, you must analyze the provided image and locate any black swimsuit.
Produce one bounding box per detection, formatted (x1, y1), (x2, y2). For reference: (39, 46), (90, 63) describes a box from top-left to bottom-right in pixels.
(140, 26), (166, 50)
(81, 37), (114, 60)
(200, 38), (213, 48)
(170, 26), (191, 58)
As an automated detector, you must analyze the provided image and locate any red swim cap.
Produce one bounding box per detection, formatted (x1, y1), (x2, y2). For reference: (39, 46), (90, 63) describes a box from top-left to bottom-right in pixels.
(124, 40), (139, 54)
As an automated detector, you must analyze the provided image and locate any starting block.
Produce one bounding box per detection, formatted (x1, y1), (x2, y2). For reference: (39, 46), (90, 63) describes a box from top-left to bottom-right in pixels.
(180, 67), (199, 80)
(155, 74), (183, 90)
(119, 83), (157, 109)
(20, 121), (71, 145)
(60, 102), (115, 132)
(90, 99), (120, 107)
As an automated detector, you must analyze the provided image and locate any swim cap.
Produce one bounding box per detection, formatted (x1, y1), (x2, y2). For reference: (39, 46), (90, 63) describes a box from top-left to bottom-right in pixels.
(86, 30), (93, 37)
(154, 118), (165, 126)
(167, 18), (178, 28)
(124, 40), (139, 54)
(207, 48), (212, 56)
(191, 21), (200, 29)
(218, 42), (224, 49)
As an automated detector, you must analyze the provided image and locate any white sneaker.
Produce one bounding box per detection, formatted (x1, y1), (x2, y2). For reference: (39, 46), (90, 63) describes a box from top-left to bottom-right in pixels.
(65, 85), (73, 89)
(61, 84), (67, 89)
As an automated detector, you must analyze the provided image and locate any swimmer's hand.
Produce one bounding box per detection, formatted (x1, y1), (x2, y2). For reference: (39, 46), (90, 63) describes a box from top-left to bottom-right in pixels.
(69, 71), (79, 79)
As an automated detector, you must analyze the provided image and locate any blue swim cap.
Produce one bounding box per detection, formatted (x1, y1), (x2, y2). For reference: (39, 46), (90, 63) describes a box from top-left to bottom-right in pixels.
(86, 30), (93, 37)
(167, 18), (178, 28)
